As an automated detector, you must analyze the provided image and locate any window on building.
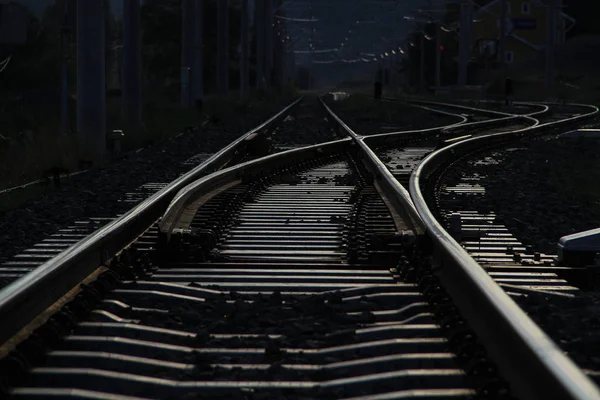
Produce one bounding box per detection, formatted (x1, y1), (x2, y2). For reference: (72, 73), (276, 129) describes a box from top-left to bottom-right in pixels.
(505, 51), (514, 63)
(522, 2), (531, 14)
(505, 2), (511, 14)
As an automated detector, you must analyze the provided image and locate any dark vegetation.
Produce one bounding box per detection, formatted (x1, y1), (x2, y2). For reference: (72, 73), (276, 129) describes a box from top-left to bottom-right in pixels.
(0, 0), (293, 190)
(0, 101), (287, 266)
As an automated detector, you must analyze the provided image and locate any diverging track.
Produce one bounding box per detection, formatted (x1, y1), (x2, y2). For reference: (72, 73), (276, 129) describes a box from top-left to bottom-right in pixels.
(0, 95), (599, 399)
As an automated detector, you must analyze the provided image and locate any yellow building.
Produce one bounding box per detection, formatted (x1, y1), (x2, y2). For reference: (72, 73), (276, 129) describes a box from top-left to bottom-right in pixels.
(471, 0), (575, 66)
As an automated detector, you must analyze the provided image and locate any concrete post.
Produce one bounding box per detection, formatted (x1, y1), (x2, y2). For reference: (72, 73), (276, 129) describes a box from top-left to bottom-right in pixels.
(77, 0), (106, 159)
(546, 0), (557, 91)
(420, 34), (426, 92)
(181, 0), (194, 107)
(193, 0), (204, 102)
(61, 56), (69, 135)
(122, 0), (142, 137)
(309, 13), (314, 90)
(498, 0), (507, 68)
(435, 23), (441, 88)
(217, 0), (229, 95)
(255, 0), (265, 88)
(265, 0), (273, 86)
(458, 0), (473, 86)
(60, 3), (71, 136)
(240, 0), (249, 99)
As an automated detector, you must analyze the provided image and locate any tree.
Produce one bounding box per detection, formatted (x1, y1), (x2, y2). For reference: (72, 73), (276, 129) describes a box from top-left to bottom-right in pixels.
(141, 0), (242, 101)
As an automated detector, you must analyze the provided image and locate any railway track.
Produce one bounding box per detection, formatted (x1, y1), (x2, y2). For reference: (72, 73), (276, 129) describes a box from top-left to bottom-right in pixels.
(410, 100), (598, 296)
(0, 95), (599, 399)
(358, 98), (545, 190)
(0, 99), (307, 290)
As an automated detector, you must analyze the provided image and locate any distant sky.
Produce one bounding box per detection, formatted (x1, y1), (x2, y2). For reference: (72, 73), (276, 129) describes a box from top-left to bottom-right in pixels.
(15, 0), (128, 16)
(14, 0), (438, 84)
(14, 0), (259, 18)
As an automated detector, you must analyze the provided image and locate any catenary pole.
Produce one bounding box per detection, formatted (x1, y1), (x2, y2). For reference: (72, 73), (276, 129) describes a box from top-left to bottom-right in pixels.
(498, 0), (507, 68)
(77, 0), (106, 159)
(240, 0), (249, 99)
(458, 0), (473, 86)
(60, 0), (72, 136)
(217, 0), (229, 95)
(193, 0), (204, 102)
(420, 33), (426, 91)
(545, 0), (557, 91)
(435, 22), (441, 87)
(122, 0), (142, 138)
(265, 0), (274, 86)
(255, 0), (265, 88)
(181, 0), (194, 107)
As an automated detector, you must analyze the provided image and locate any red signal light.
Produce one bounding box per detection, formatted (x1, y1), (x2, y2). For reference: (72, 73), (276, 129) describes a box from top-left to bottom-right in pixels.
(439, 45), (445, 51)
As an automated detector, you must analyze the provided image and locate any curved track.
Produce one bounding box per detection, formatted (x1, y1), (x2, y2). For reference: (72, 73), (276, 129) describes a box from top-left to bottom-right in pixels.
(408, 99), (599, 399)
(0, 95), (599, 399)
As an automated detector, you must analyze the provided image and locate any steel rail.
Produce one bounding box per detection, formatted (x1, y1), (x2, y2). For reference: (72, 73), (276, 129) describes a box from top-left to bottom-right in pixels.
(398, 96), (550, 118)
(410, 103), (600, 400)
(399, 98), (548, 129)
(350, 94), (547, 140)
(398, 99), (555, 140)
(0, 96), (304, 348)
(365, 115), (531, 147)
(405, 100), (543, 138)
(319, 95), (546, 235)
(159, 138), (353, 241)
(354, 92), (550, 119)
(319, 97), (426, 237)
(352, 92), (470, 123)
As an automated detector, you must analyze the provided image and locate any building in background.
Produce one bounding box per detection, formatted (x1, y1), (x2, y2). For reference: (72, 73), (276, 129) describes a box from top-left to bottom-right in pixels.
(472, 0), (575, 67)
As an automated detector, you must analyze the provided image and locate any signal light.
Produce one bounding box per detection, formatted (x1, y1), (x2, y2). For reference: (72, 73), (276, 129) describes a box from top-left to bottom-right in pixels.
(439, 45), (445, 51)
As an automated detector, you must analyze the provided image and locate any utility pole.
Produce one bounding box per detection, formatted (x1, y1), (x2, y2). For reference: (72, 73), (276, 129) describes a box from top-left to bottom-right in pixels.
(278, 22), (286, 87)
(308, 0), (314, 90)
(389, 54), (394, 89)
(546, 0), (557, 91)
(60, 1), (73, 136)
(122, 0), (142, 138)
(181, 0), (193, 107)
(458, 0), (473, 86)
(419, 33), (426, 92)
(265, 0), (274, 86)
(77, 0), (106, 160)
(274, 0), (285, 88)
(290, 48), (296, 85)
(193, 0), (204, 103)
(240, 0), (249, 99)
(217, 0), (229, 95)
(256, 0), (265, 88)
(498, 0), (507, 68)
(435, 22), (441, 87)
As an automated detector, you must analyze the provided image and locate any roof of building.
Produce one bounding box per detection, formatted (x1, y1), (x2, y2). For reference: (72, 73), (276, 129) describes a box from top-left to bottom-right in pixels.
(476, 0), (575, 23)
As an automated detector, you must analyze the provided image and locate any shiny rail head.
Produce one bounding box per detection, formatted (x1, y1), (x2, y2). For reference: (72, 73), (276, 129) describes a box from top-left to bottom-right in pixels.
(0, 96), (306, 353)
(409, 102), (600, 400)
(158, 138), (354, 246)
(318, 96), (426, 237)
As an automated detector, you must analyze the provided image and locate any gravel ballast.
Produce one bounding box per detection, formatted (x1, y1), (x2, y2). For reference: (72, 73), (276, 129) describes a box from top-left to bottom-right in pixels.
(0, 101), (294, 264)
(438, 134), (600, 382)
(325, 96), (463, 135)
(449, 138), (600, 255)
